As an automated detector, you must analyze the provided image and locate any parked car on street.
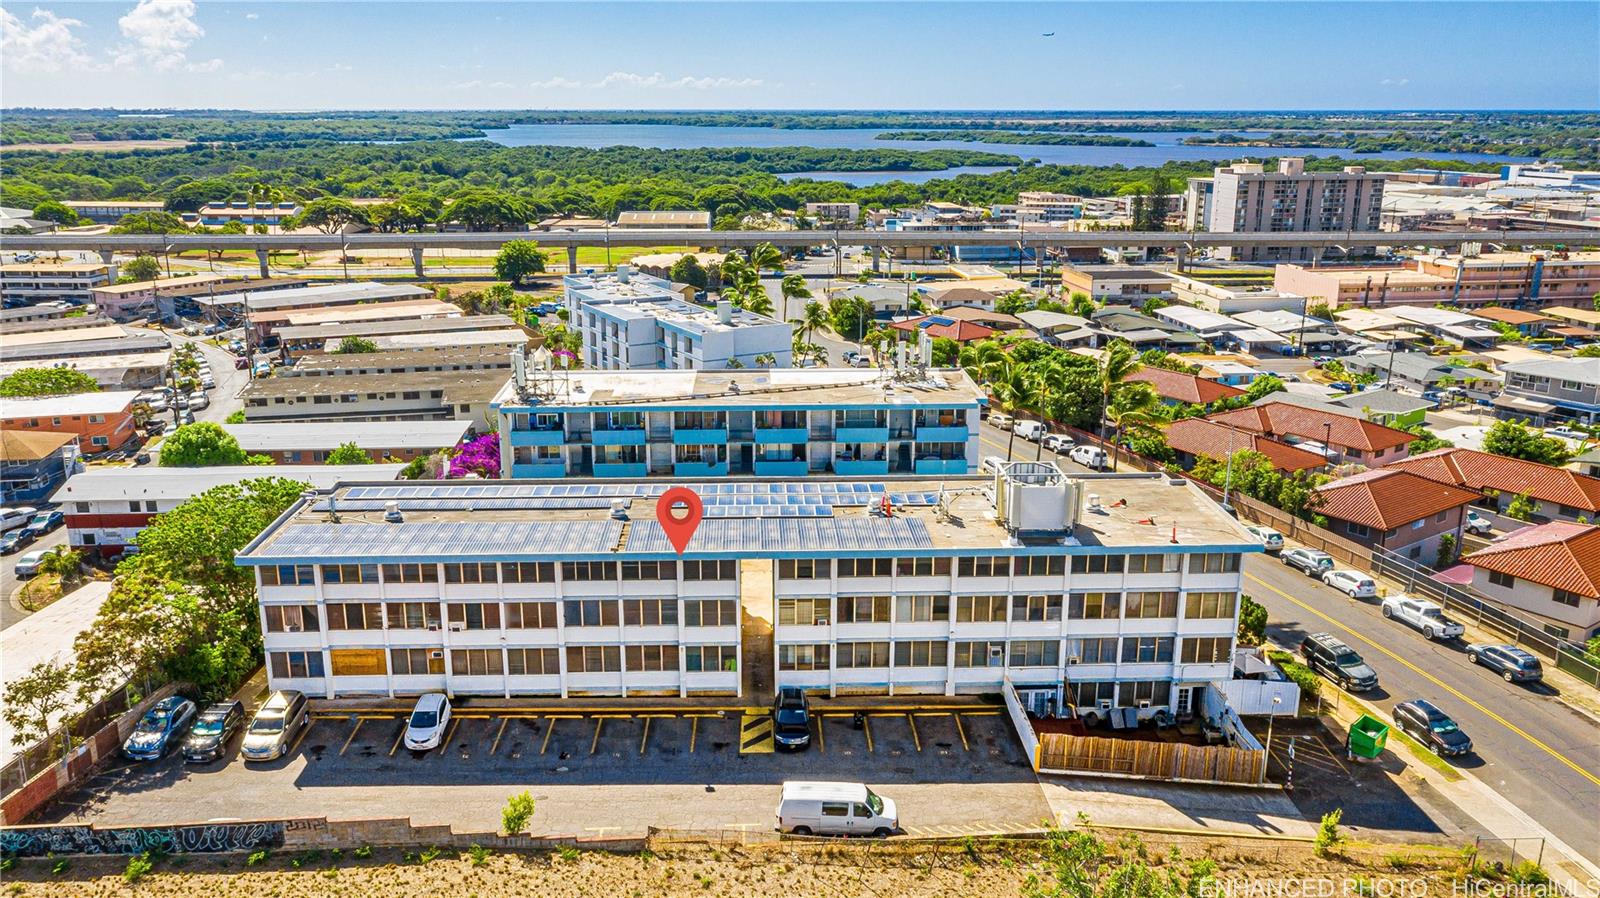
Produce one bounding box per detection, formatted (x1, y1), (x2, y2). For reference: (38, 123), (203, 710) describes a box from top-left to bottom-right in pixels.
(404, 693), (452, 751)
(1381, 595), (1464, 640)
(1069, 444), (1109, 470)
(775, 781), (899, 837)
(13, 549), (48, 578)
(0, 530), (34, 555)
(19, 509), (63, 540)
(1244, 525), (1284, 553)
(1465, 644), (1543, 683)
(988, 413), (1014, 430)
(123, 696), (198, 761)
(1392, 700), (1473, 757)
(182, 701), (245, 763)
(187, 391), (210, 411)
(1464, 510), (1494, 536)
(1012, 420), (1044, 442)
(241, 690), (309, 762)
(1322, 569), (1377, 598)
(0, 506), (37, 532)
(771, 686), (812, 751)
(1282, 547), (1335, 577)
(1041, 433), (1074, 453)
(1299, 632), (1379, 692)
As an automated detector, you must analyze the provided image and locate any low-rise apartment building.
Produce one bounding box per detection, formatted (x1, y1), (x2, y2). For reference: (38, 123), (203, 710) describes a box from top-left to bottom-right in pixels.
(1061, 265), (1178, 301)
(237, 466), (1258, 704)
(240, 370), (508, 427)
(53, 465), (401, 558)
(90, 273), (239, 321)
(190, 282), (431, 327)
(0, 430), (80, 506)
(1498, 358), (1600, 426)
(0, 390), (140, 455)
(494, 367), (984, 479)
(565, 269), (792, 370)
(61, 199), (165, 224)
(1454, 522), (1600, 641)
(615, 210), (711, 230)
(183, 201), (302, 228)
(222, 420), (472, 464)
(1, 262), (112, 305)
(287, 346), (515, 379)
(250, 297), (463, 345)
(1310, 468), (1478, 562)
(803, 202), (860, 224)
(275, 314), (524, 360)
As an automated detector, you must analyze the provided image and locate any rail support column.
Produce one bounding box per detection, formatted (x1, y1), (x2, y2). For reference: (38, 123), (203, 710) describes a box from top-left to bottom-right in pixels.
(567, 245), (579, 274)
(411, 247), (425, 278)
(871, 245), (881, 273)
(98, 248), (118, 282)
(256, 249), (270, 278)
(1174, 246), (1187, 273)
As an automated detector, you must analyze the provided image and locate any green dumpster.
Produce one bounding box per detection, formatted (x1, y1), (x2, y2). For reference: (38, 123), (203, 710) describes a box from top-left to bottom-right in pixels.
(1346, 714), (1390, 759)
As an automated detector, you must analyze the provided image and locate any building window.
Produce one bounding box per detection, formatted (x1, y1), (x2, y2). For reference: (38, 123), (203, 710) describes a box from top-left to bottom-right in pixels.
(1184, 591), (1238, 619)
(443, 562), (498, 584)
(835, 641), (890, 668)
(778, 559), (831, 580)
(1188, 553), (1240, 574)
(1552, 588), (1583, 608)
(1121, 636), (1175, 664)
(1067, 592), (1119, 620)
(896, 557), (952, 577)
(451, 649), (504, 676)
(505, 601), (557, 628)
(622, 598), (679, 627)
(1068, 680), (1116, 708)
(269, 651), (325, 679)
(502, 561), (556, 583)
(625, 644), (679, 672)
(957, 556), (1011, 578)
(1012, 594), (1064, 622)
(1181, 636), (1233, 664)
(326, 603), (382, 630)
(382, 563), (438, 584)
(778, 643), (830, 670)
(895, 594), (950, 622)
(682, 559), (735, 581)
(955, 594), (1007, 622)
(685, 645), (737, 672)
(837, 595), (891, 624)
(954, 641), (1006, 667)
(263, 605), (319, 633)
(622, 560), (678, 581)
(1346, 522), (1371, 538)
(1541, 623), (1571, 639)
(507, 647), (560, 676)
(777, 598), (831, 626)
(1065, 637), (1118, 664)
(564, 599), (619, 627)
(1071, 555), (1125, 574)
(1124, 591), (1178, 619)
(683, 598), (737, 627)
(1015, 556), (1066, 577)
(1118, 680), (1172, 707)
(390, 648), (443, 676)
(894, 641), (949, 667)
(566, 645), (622, 673)
(447, 603), (501, 630)
(1008, 640), (1060, 667)
(561, 561), (618, 582)
(1126, 554), (1180, 574)
(260, 564), (315, 586)
(837, 557), (893, 577)
(321, 563), (379, 584)
(385, 601), (441, 630)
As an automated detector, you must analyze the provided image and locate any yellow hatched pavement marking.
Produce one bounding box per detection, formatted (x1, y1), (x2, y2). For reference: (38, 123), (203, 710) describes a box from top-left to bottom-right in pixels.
(739, 713), (774, 753)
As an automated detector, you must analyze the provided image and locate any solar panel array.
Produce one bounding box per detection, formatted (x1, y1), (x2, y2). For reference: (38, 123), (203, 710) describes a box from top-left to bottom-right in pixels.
(312, 481), (941, 518)
(254, 520), (625, 561)
(626, 517), (935, 553)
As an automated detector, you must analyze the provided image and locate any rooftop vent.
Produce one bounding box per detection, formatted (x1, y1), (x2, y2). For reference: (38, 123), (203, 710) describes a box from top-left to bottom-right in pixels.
(384, 501), (403, 523)
(610, 499), (629, 520)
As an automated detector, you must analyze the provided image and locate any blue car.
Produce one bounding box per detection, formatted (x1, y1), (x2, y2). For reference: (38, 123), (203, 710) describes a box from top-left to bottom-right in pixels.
(19, 510), (63, 541)
(123, 696), (198, 761)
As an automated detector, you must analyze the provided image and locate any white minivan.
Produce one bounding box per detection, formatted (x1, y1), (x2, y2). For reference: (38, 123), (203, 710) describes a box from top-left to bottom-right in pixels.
(775, 781), (899, 837)
(1012, 420), (1044, 442)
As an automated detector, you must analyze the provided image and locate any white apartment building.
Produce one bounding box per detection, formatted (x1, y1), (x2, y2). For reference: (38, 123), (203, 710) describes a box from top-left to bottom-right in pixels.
(804, 202), (860, 224)
(1016, 192), (1086, 223)
(0, 263), (112, 305)
(240, 466), (1258, 714)
(1184, 158), (1386, 263)
(565, 268), (792, 370)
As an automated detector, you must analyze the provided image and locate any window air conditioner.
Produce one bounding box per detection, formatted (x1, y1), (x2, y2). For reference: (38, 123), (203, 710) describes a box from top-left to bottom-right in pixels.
(1137, 700), (1151, 709)
(1067, 657), (1080, 665)
(428, 650), (444, 660)
(448, 622), (465, 631)
(427, 623), (440, 631)
(1097, 699), (1113, 710)
(285, 624), (301, 633)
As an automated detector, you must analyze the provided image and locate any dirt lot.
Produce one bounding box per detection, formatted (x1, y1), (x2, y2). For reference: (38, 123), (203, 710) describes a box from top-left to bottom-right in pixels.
(3, 833), (1478, 898)
(1, 140), (190, 153)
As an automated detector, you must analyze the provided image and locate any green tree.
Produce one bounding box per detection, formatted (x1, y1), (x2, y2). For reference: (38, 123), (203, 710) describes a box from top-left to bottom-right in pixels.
(930, 336), (960, 367)
(1436, 532), (1458, 568)
(34, 545), (83, 587)
(1404, 424), (1454, 453)
(1237, 595), (1268, 646)
(1067, 291), (1097, 319)
(224, 410), (246, 424)
(779, 273), (812, 313)
(0, 367), (101, 397)
(792, 299), (829, 345)
(1104, 382), (1162, 470)
(442, 190), (532, 231)
(1505, 492), (1537, 521)
(668, 254), (708, 290)
(325, 442), (373, 465)
(110, 211), (189, 234)
(754, 352), (778, 368)
(828, 294), (873, 343)
(1482, 419), (1573, 466)
(1095, 339), (1143, 453)
(1243, 375), (1287, 403)
(1576, 344), (1600, 358)
(334, 336), (379, 354)
(121, 254), (162, 282)
(292, 197), (368, 234)
(157, 422), (248, 467)
(995, 289), (1032, 316)
(31, 200), (81, 226)
(502, 790), (536, 835)
(0, 659), (78, 756)
(493, 240), (548, 286)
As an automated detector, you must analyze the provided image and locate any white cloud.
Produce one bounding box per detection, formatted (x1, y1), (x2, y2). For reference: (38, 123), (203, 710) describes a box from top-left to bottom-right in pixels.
(592, 71), (763, 90)
(1380, 77), (1410, 86)
(1, 7), (95, 73)
(531, 76), (582, 89)
(115, 0), (220, 72)
(243, 12), (258, 19)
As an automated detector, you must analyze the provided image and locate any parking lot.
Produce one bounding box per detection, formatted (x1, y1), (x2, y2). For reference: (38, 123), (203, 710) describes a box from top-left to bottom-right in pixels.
(43, 706), (1052, 838)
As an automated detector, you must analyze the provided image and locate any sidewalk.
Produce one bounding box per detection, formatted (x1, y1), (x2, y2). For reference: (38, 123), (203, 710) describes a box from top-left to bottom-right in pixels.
(1037, 775), (1315, 839)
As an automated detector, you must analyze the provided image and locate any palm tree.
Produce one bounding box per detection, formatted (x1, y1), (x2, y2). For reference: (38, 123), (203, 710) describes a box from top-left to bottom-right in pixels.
(1096, 340), (1142, 454)
(1104, 383), (1162, 471)
(959, 340), (1006, 384)
(1026, 358), (1065, 460)
(780, 274), (812, 319)
(754, 352), (777, 368)
(990, 358), (1036, 461)
(748, 242), (783, 275)
(792, 299), (828, 345)
(740, 289), (775, 317)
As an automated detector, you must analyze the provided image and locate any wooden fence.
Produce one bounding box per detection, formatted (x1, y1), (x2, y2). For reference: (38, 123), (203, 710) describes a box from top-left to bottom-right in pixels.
(1036, 732), (1266, 786)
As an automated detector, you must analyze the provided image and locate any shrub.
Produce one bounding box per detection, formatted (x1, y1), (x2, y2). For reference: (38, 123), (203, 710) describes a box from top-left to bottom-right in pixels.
(557, 845), (580, 863)
(246, 849), (269, 867)
(1237, 594), (1267, 645)
(502, 789), (536, 834)
(418, 846), (442, 864)
(1313, 809), (1345, 858)
(1507, 861), (1550, 885)
(353, 845), (372, 859)
(123, 853), (154, 883)
(468, 844), (491, 866)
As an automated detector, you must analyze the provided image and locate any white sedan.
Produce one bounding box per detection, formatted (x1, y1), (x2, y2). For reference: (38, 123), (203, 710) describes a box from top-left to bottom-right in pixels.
(1322, 569), (1377, 599)
(403, 693), (451, 751)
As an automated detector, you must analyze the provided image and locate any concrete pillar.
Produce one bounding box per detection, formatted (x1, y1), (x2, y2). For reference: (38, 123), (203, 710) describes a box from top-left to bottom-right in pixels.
(256, 249), (270, 278)
(411, 247), (425, 278)
(98, 249), (118, 282)
(1174, 247), (1187, 273)
(567, 245), (579, 274)
(871, 245), (882, 273)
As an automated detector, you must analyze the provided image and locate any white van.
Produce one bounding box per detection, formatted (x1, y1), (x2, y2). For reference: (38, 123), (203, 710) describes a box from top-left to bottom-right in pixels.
(1069, 444), (1109, 471)
(1012, 420), (1044, 442)
(981, 455), (1005, 475)
(775, 781), (899, 837)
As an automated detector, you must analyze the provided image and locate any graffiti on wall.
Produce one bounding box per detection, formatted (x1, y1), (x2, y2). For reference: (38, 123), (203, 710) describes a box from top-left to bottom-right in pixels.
(0, 821), (284, 857)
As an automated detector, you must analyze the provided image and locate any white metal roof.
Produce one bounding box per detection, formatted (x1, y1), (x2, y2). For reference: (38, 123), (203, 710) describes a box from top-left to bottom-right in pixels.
(222, 420), (471, 452)
(1, 390), (142, 418)
(50, 464), (403, 503)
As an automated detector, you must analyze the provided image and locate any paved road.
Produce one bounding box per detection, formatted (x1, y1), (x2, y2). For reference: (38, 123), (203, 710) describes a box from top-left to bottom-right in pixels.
(1247, 554), (1600, 865)
(0, 528), (68, 631)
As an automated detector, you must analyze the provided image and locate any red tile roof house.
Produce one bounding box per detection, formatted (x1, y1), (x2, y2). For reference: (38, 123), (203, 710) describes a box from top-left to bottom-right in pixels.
(890, 316), (997, 343)
(1388, 447), (1600, 523)
(1206, 401), (1415, 468)
(1310, 468), (1481, 562)
(1438, 522), (1600, 641)
(1126, 367), (1246, 407)
(1163, 418), (1329, 473)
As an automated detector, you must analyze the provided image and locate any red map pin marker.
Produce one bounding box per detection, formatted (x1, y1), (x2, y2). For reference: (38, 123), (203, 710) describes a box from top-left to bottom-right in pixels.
(657, 486), (703, 555)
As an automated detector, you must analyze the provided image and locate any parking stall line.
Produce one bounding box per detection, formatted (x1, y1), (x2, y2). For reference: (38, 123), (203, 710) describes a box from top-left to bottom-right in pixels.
(815, 715), (825, 753)
(689, 717), (698, 753)
(639, 718), (651, 755)
(389, 722), (407, 757)
(437, 718), (461, 757)
(540, 718), (558, 756)
(863, 715), (874, 752)
(490, 718), (509, 755)
(906, 714), (921, 752)
(287, 719), (314, 756)
(339, 719), (365, 756)
(953, 714), (970, 751)
(590, 717), (604, 755)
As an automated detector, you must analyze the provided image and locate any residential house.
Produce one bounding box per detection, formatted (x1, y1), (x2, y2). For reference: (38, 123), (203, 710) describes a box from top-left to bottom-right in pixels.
(1125, 367), (1245, 407)
(1498, 358), (1600, 426)
(1385, 306), (1502, 350)
(1195, 359), (1263, 387)
(1162, 418), (1329, 474)
(890, 316), (997, 344)
(1310, 468), (1479, 562)
(1206, 401), (1414, 467)
(1338, 351), (1457, 394)
(1324, 389), (1432, 429)
(0, 430), (79, 506)
(1452, 522), (1600, 641)
(1387, 447), (1600, 523)
(1060, 265), (1178, 301)
(1470, 306), (1553, 338)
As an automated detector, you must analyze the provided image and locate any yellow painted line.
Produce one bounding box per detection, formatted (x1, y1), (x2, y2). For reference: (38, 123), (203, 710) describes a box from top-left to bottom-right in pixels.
(954, 713), (970, 751)
(540, 717), (557, 755)
(356, 714), (395, 720)
(863, 715), (874, 752)
(590, 717), (604, 755)
(689, 717), (698, 754)
(439, 718), (460, 755)
(490, 718), (509, 755)
(739, 713), (774, 753)
(962, 710), (1000, 717)
(1247, 572), (1600, 789)
(388, 721), (406, 757)
(906, 714), (921, 752)
(338, 718), (364, 756)
(816, 715), (825, 753)
(639, 717), (651, 755)
(287, 720), (314, 756)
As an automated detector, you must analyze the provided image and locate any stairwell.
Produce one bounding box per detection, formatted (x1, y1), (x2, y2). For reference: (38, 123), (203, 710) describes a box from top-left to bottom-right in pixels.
(738, 558), (775, 704)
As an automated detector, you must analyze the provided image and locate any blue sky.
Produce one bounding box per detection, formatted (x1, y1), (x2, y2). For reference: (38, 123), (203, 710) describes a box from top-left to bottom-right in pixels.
(2, 1), (1595, 110)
